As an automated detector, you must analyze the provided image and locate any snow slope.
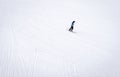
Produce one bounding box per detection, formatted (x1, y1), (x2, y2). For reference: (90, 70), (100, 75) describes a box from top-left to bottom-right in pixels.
(0, 0), (120, 77)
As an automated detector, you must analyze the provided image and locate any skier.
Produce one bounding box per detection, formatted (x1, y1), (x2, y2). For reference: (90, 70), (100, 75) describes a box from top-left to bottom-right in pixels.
(69, 21), (75, 32)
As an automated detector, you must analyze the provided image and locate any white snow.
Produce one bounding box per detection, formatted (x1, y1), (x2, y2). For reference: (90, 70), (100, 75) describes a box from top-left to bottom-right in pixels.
(0, 0), (120, 77)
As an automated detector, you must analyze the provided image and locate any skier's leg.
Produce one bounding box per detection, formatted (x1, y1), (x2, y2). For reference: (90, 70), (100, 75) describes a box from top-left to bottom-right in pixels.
(71, 26), (73, 32)
(69, 27), (72, 31)
(70, 28), (72, 32)
(69, 28), (70, 31)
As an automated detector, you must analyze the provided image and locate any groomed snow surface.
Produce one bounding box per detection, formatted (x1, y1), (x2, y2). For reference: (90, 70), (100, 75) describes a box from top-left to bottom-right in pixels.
(0, 0), (120, 77)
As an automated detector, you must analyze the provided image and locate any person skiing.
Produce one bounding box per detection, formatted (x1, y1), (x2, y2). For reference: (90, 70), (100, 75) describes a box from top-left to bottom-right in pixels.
(69, 21), (75, 32)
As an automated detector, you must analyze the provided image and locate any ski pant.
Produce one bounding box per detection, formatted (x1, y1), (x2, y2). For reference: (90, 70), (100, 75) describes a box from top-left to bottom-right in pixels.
(69, 26), (73, 31)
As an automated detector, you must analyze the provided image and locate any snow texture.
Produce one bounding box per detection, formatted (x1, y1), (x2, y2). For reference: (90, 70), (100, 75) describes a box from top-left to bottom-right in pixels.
(0, 0), (120, 77)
